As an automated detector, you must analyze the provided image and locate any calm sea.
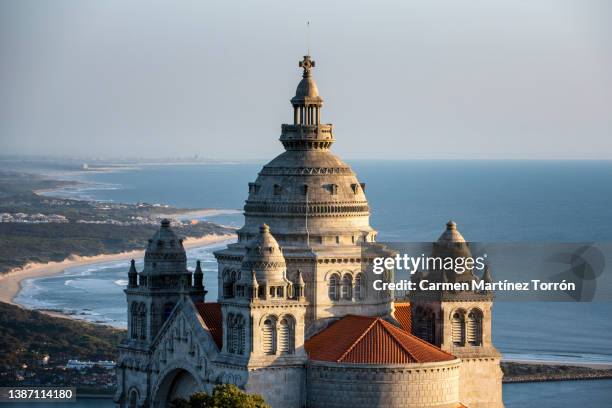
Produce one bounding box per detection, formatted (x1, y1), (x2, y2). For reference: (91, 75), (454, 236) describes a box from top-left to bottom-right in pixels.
(19, 160), (612, 407)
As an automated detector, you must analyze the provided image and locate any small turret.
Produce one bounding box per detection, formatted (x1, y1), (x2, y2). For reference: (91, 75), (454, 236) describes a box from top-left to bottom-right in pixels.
(294, 270), (305, 300)
(194, 260), (204, 289)
(249, 269), (259, 300)
(128, 259), (138, 288)
(190, 260), (207, 303)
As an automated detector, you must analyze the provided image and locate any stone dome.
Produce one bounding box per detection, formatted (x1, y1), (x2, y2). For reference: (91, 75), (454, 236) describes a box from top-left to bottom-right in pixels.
(430, 221), (477, 282)
(295, 76), (320, 99)
(238, 55), (374, 246)
(143, 219), (187, 275)
(432, 221), (472, 258)
(241, 224), (288, 284)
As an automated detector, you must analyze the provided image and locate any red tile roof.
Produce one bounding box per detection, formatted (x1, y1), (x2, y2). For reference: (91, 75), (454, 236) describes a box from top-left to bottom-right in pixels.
(393, 302), (411, 332)
(305, 315), (455, 364)
(194, 302), (222, 349)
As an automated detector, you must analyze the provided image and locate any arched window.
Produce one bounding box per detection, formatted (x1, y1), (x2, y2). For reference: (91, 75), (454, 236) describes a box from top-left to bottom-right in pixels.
(278, 316), (295, 355)
(328, 274), (340, 301)
(163, 302), (175, 321)
(227, 313), (235, 354)
(467, 309), (483, 346)
(223, 270), (235, 298)
(130, 302), (139, 339)
(235, 315), (246, 355)
(138, 303), (147, 340)
(341, 274), (353, 300)
(128, 388), (139, 408)
(262, 317), (277, 355)
(354, 273), (366, 300)
(452, 311), (466, 346)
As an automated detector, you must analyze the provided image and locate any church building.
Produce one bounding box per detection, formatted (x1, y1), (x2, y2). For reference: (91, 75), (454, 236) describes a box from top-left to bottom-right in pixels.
(115, 55), (503, 408)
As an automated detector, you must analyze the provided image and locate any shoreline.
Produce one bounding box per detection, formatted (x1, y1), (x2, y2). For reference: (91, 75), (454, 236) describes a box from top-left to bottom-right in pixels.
(0, 233), (234, 308)
(503, 359), (612, 370)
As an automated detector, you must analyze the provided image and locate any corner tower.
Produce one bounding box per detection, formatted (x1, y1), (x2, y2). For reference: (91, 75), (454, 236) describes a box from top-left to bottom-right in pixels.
(410, 221), (503, 408)
(117, 219), (206, 407)
(220, 224), (308, 407)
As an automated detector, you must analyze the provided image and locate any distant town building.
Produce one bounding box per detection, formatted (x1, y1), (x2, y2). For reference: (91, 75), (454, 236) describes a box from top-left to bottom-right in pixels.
(66, 360), (115, 370)
(115, 56), (503, 408)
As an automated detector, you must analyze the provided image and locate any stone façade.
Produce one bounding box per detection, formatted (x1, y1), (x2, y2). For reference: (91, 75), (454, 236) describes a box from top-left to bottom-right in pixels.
(114, 55), (504, 408)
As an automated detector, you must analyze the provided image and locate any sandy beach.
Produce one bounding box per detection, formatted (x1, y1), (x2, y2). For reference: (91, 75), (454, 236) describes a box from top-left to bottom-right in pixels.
(159, 208), (242, 221)
(0, 233), (234, 307)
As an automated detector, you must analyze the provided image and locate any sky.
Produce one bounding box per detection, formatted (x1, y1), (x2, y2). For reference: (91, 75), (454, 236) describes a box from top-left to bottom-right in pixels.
(1, 0), (611, 160)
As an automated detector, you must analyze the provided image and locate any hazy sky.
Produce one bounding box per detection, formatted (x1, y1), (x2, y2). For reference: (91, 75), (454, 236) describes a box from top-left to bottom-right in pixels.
(1, 0), (611, 160)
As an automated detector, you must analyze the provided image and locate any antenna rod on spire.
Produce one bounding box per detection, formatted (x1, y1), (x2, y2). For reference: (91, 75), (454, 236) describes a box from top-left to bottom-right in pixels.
(307, 21), (310, 56)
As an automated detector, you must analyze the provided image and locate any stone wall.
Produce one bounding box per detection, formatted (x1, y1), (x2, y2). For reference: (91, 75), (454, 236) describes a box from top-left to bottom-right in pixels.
(306, 360), (461, 408)
(458, 357), (504, 408)
(245, 366), (306, 408)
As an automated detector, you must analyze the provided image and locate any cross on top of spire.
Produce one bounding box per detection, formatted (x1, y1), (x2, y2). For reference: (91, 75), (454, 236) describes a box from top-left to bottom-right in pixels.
(299, 55), (315, 77)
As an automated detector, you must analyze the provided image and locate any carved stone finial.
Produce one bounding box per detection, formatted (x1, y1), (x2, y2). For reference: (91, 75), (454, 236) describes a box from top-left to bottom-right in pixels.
(299, 55), (315, 77)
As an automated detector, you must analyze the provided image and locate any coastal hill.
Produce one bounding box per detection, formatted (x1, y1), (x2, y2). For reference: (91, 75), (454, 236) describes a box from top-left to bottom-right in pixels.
(0, 301), (123, 367)
(0, 170), (235, 273)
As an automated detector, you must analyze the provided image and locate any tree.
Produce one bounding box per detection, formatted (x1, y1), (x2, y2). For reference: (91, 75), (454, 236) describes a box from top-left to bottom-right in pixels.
(170, 384), (270, 408)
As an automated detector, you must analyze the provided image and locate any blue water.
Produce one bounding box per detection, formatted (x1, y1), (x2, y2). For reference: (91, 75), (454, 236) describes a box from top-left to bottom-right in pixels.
(25, 160), (612, 405)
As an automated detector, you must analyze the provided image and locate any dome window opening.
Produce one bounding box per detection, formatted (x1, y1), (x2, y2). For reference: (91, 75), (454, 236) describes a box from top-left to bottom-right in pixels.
(326, 184), (338, 195)
(249, 183), (261, 194)
(351, 183), (359, 194)
(274, 184), (283, 195)
(301, 184), (309, 195)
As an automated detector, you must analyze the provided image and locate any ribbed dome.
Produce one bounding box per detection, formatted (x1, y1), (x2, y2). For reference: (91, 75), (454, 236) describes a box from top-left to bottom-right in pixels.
(238, 56), (374, 245)
(437, 221), (466, 244)
(430, 221), (476, 282)
(241, 224), (288, 284)
(295, 76), (320, 98)
(143, 219), (187, 275)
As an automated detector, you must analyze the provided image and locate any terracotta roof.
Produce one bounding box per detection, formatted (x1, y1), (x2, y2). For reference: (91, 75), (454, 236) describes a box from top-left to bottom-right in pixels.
(305, 315), (456, 364)
(194, 302), (222, 349)
(393, 302), (411, 332)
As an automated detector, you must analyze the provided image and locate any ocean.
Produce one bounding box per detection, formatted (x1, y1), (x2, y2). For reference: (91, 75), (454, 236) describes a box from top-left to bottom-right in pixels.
(18, 160), (612, 406)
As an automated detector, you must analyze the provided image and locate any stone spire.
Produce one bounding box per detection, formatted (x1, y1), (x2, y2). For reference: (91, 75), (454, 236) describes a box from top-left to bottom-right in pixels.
(193, 260), (204, 289)
(249, 269), (259, 300)
(191, 259), (207, 302)
(128, 259), (138, 288)
(294, 269), (305, 300)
